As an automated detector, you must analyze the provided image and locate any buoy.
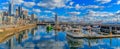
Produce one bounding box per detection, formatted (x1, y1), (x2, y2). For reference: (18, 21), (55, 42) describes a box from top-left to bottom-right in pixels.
(46, 24), (53, 32)
(100, 36), (102, 39)
(110, 32), (112, 38)
(54, 26), (61, 31)
(110, 32), (112, 35)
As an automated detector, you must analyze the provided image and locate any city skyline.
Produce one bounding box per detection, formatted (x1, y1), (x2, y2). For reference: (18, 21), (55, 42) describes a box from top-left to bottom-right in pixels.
(0, 0), (120, 23)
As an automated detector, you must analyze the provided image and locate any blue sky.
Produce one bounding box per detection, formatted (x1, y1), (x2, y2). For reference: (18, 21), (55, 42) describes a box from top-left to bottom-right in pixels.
(0, 0), (120, 23)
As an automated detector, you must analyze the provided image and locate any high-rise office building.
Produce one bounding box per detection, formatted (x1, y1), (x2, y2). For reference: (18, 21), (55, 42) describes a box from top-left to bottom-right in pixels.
(3, 11), (8, 23)
(23, 10), (28, 17)
(22, 10), (28, 19)
(18, 6), (22, 17)
(16, 9), (18, 16)
(55, 13), (58, 25)
(8, 0), (14, 16)
(3, 12), (8, 16)
(31, 14), (36, 21)
(0, 12), (3, 24)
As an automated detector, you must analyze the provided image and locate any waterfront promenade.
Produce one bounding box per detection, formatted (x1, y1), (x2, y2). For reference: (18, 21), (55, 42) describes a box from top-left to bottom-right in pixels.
(0, 24), (36, 43)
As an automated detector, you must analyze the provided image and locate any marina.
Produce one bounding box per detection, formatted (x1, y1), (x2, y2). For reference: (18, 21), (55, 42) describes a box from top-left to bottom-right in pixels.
(0, 0), (120, 49)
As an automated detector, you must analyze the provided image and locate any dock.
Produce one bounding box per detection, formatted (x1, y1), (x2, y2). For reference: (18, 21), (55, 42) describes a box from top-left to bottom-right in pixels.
(0, 24), (37, 43)
(66, 32), (120, 39)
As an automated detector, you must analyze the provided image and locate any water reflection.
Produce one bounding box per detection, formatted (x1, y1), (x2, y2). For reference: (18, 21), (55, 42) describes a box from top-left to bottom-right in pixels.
(31, 26), (38, 36)
(67, 37), (120, 49)
(1, 26), (38, 49)
(1, 26), (120, 49)
(0, 26), (68, 49)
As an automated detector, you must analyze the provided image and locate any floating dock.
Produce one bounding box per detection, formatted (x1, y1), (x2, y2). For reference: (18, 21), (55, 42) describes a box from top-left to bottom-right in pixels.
(66, 32), (120, 39)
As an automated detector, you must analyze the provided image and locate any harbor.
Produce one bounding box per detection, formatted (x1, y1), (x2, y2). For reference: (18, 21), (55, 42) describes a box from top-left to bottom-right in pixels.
(0, 0), (120, 49)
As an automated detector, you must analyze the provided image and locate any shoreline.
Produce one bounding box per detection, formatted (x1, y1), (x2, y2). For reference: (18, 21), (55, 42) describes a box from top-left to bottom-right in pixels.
(0, 24), (37, 43)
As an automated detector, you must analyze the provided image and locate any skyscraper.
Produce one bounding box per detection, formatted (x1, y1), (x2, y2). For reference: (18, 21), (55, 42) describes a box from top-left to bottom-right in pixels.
(31, 14), (35, 20)
(16, 9), (18, 16)
(18, 6), (22, 17)
(8, 0), (14, 16)
(55, 13), (58, 25)
(22, 10), (28, 19)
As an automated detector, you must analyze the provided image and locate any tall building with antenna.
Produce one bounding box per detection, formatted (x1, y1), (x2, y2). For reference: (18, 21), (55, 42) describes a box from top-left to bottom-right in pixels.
(55, 13), (58, 25)
(54, 13), (61, 30)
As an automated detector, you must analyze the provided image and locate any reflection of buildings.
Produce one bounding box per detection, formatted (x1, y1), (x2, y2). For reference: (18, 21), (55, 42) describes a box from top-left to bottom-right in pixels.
(15, 30), (28, 44)
(23, 30), (28, 40)
(17, 33), (23, 44)
(6, 38), (14, 49)
(15, 33), (19, 41)
(31, 27), (37, 36)
(54, 30), (58, 41)
(87, 39), (100, 47)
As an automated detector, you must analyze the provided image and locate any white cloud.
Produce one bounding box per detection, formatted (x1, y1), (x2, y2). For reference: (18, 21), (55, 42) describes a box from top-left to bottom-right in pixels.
(44, 10), (55, 15)
(24, 2), (35, 7)
(57, 16), (73, 22)
(96, 0), (111, 4)
(75, 4), (80, 10)
(2, 6), (8, 10)
(0, 6), (8, 11)
(22, 7), (29, 11)
(68, 11), (81, 15)
(83, 10), (115, 23)
(1, 2), (9, 5)
(11, 0), (24, 5)
(33, 9), (41, 13)
(59, 16), (70, 20)
(2, 0), (24, 5)
(87, 10), (114, 17)
(65, 6), (73, 9)
(37, 0), (71, 9)
(69, 2), (74, 6)
(52, 12), (56, 15)
(117, 0), (120, 5)
(44, 10), (52, 13)
(87, 5), (104, 9)
(75, 4), (104, 10)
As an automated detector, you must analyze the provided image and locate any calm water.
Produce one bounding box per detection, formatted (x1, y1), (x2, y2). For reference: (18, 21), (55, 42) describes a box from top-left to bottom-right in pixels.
(0, 26), (120, 49)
